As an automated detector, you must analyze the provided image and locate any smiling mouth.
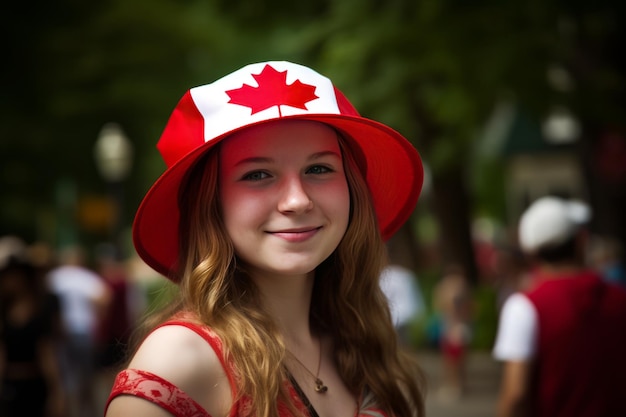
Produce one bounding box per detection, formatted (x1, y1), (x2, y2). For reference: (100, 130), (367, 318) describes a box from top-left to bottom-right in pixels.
(268, 227), (322, 242)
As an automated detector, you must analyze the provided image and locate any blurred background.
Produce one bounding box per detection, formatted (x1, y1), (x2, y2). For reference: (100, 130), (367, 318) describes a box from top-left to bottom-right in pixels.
(2, 1), (626, 416)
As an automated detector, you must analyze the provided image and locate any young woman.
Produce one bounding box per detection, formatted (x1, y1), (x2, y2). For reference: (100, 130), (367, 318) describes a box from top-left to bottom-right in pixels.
(105, 61), (425, 417)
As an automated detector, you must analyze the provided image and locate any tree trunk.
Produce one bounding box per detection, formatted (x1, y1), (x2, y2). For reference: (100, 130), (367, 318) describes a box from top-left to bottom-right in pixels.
(386, 219), (421, 272)
(429, 166), (479, 285)
(409, 94), (478, 285)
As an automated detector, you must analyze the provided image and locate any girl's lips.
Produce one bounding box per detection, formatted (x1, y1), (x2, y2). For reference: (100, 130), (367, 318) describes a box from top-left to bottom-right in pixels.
(269, 227), (321, 243)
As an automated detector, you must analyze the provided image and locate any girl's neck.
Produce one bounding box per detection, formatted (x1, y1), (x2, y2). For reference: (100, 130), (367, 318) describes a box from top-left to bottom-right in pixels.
(252, 270), (315, 343)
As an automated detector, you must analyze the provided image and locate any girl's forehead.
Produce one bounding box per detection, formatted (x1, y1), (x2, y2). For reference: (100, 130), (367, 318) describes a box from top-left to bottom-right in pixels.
(220, 120), (342, 159)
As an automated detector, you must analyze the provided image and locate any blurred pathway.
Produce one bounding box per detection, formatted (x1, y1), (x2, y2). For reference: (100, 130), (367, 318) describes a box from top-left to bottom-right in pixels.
(415, 350), (501, 417)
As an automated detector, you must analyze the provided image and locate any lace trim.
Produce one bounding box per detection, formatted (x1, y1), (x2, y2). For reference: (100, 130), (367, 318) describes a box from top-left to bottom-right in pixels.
(107, 368), (210, 417)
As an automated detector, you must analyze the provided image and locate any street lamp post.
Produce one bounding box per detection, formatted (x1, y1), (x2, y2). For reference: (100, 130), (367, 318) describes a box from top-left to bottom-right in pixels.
(93, 122), (133, 256)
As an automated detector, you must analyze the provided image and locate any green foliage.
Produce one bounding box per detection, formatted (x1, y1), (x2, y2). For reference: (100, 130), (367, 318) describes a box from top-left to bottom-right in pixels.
(471, 158), (508, 222)
(469, 284), (499, 350)
(2, 0), (625, 252)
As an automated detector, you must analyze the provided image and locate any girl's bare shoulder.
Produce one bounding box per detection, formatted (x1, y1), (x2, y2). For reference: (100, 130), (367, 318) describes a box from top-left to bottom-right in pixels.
(130, 324), (225, 379)
(108, 324), (232, 417)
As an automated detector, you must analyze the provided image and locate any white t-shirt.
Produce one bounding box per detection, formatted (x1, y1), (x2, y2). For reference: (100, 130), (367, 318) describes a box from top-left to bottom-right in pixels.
(47, 265), (108, 335)
(492, 293), (539, 361)
(380, 265), (425, 327)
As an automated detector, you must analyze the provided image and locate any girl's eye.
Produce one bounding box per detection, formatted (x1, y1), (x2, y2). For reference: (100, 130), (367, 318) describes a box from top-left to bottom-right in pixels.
(306, 165), (332, 175)
(242, 171), (270, 181)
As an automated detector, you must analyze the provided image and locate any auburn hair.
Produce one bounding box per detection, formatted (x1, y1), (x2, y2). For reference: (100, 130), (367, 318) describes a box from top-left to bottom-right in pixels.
(140, 130), (425, 417)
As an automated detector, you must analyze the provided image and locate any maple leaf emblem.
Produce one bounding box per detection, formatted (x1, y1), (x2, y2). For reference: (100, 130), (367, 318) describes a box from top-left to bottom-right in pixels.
(226, 65), (319, 116)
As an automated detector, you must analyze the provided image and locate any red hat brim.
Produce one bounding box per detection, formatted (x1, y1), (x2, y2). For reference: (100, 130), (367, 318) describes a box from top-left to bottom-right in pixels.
(133, 114), (423, 279)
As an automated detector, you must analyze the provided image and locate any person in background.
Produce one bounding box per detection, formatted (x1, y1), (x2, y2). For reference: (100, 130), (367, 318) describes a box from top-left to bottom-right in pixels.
(105, 61), (426, 417)
(433, 264), (472, 401)
(47, 245), (111, 417)
(379, 260), (425, 348)
(0, 236), (65, 417)
(93, 243), (143, 413)
(493, 196), (626, 417)
(588, 235), (626, 289)
(94, 244), (138, 372)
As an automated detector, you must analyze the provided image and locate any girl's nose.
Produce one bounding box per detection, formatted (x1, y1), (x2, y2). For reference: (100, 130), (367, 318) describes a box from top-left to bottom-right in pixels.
(277, 176), (314, 214)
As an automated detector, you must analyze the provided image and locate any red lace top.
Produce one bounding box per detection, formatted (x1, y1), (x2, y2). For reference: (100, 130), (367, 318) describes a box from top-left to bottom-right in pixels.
(105, 316), (388, 417)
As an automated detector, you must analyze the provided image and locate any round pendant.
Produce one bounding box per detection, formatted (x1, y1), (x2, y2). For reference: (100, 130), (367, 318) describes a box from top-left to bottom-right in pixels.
(315, 379), (328, 393)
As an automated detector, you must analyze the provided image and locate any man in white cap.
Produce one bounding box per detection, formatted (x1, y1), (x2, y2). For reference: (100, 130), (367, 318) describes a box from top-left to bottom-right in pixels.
(492, 196), (626, 417)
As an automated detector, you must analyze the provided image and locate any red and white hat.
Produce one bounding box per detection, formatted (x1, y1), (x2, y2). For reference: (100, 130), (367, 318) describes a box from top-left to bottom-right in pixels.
(134, 61), (423, 278)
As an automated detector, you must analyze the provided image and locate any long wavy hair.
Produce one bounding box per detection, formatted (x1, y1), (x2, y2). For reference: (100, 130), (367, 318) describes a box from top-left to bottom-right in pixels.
(140, 131), (425, 417)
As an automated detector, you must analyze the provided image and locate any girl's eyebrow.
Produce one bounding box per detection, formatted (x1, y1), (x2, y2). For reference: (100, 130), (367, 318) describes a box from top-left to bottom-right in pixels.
(309, 150), (342, 160)
(233, 150), (341, 167)
(234, 156), (273, 167)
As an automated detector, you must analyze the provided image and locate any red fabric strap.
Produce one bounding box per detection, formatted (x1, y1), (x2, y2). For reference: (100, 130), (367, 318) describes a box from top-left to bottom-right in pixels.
(107, 368), (210, 417)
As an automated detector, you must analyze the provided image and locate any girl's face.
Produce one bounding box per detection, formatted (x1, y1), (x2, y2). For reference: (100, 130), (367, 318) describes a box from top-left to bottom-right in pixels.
(219, 120), (350, 279)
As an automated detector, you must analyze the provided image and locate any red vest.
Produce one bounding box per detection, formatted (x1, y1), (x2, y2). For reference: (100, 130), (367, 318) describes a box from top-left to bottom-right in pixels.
(525, 270), (626, 417)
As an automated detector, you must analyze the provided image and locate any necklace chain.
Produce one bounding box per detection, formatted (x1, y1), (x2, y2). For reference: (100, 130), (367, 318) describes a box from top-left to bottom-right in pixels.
(286, 338), (328, 394)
